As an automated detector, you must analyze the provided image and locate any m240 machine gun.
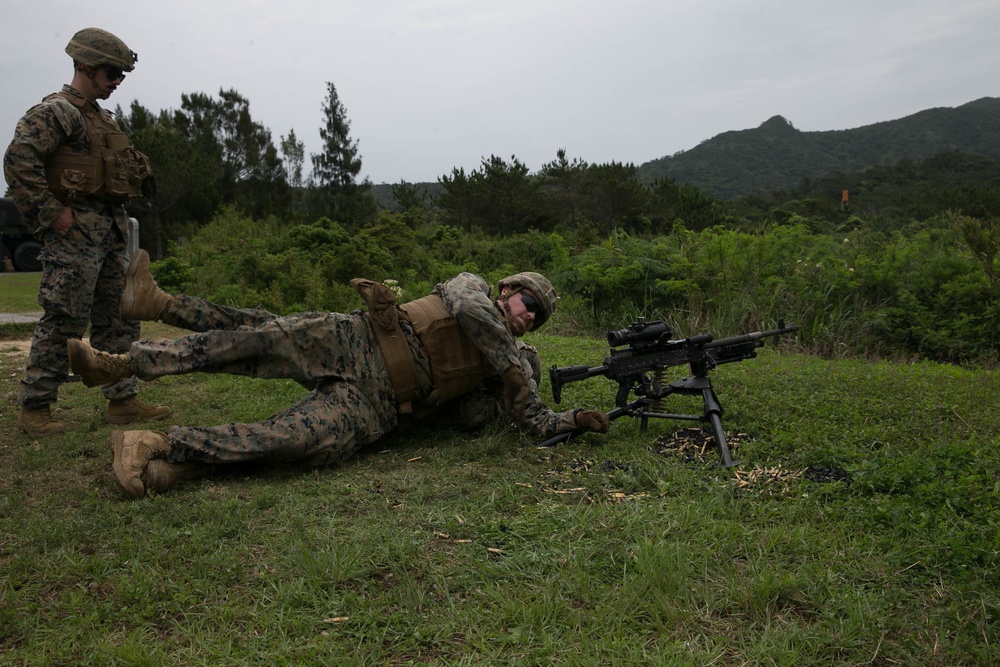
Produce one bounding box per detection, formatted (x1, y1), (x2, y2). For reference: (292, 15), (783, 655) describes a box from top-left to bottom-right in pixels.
(543, 318), (799, 466)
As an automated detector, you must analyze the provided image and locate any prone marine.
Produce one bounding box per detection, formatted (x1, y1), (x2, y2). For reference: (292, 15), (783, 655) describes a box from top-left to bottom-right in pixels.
(68, 251), (611, 498)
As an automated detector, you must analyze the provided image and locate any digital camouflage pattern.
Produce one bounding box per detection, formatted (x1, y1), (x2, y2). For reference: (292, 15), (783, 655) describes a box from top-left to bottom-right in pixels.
(434, 273), (577, 434)
(5, 85), (138, 408)
(65, 27), (137, 72)
(4, 86), (131, 237)
(130, 275), (579, 468)
(144, 312), (401, 466)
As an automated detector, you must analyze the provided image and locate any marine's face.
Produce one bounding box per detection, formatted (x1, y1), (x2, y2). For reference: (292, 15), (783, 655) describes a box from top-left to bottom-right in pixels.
(504, 289), (541, 336)
(92, 65), (125, 99)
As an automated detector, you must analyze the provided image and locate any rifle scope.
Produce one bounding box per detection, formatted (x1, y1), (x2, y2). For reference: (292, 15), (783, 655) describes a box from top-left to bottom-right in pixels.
(607, 319), (672, 347)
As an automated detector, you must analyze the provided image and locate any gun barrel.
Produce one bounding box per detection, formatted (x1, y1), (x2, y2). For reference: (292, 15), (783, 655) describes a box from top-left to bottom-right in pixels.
(706, 324), (799, 349)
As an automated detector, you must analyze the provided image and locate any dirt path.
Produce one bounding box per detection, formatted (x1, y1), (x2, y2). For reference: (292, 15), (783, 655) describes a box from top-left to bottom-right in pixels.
(1, 339), (33, 357)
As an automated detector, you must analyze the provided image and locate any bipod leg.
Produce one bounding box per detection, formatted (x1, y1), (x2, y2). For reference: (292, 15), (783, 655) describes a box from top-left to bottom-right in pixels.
(701, 385), (738, 467)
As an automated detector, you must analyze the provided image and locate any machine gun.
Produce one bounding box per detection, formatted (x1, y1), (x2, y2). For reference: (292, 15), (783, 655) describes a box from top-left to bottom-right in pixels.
(541, 318), (798, 466)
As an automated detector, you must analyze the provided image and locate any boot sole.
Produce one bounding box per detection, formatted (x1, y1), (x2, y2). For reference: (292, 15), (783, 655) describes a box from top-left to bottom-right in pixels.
(108, 431), (132, 497)
(109, 431), (147, 499)
(121, 250), (148, 320)
(16, 420), (67, 437)
(67, 339), (113, 389)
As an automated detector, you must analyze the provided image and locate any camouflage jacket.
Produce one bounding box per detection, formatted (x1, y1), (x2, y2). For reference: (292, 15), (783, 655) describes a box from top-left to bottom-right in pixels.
(436, 272), (578, 436)
(3, 85), (128, 238)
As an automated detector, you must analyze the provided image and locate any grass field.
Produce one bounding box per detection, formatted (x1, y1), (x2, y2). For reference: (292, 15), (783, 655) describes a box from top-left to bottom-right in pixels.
(0, 272), (42, 314)
(2, 276), (999, 665)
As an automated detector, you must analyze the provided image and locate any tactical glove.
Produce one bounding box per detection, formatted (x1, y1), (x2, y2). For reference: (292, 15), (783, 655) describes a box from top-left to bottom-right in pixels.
(502, 365), (531, 417)
(575, 410), (611, 433)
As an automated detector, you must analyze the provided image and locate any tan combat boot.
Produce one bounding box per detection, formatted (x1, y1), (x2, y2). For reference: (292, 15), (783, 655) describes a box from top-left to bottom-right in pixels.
(143, 460), (209, 494)
(106, 397), (172, 425)
(67, 339), (133, 388)
(17, 406), (67, 437)
(109, 430), (170, 499)
(121, 249), (172, 321)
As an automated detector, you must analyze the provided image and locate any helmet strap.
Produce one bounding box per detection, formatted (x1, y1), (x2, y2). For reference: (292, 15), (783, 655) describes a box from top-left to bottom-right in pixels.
(72, 62), (105, 101)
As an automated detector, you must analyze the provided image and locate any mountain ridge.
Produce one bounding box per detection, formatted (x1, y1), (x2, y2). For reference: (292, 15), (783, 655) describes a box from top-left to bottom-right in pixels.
(636, 97), (1000, 199)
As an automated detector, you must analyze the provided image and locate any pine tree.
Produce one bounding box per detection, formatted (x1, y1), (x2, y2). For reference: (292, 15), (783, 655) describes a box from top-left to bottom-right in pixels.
(280, 128), (305, 189)
(310, 82), (374, 226)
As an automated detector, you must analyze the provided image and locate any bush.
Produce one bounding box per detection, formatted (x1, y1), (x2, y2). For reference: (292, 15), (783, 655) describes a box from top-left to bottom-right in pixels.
(160, 206), (1000, 364)
(150, 255), (193, 294)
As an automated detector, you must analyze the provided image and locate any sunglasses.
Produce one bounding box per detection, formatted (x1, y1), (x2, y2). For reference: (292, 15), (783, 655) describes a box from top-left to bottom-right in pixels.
(101, 65), (126, 82)
(519, 291), (543, 316)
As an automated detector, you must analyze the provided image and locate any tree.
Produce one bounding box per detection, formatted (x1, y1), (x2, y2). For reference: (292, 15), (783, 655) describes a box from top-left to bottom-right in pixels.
(579, 162), (649, 236)
(119, 101), (221, 257)
(310, 82), (375, 227)
(280, 129), (306, 189)
(173, 89), (289, 219)
(391, 180), (426, 212)
(435, 154), (550, 234)
(647, 176), (725, 232)
(538, 148), (589, 227)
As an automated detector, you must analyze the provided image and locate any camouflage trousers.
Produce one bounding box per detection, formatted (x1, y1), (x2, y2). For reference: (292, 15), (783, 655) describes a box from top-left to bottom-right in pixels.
(161, 294), (280, 333)
(133, 304), (400, 467)
(20, 223), (138, 407)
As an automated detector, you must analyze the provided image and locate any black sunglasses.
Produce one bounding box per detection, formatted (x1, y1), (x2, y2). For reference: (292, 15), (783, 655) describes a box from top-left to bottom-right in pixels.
(101, 65), (126, 82)
(520, 291), (543, 316)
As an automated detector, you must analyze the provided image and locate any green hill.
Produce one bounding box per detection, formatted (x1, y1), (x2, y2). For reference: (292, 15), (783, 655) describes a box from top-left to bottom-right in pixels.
(637, 97), (1000, 200)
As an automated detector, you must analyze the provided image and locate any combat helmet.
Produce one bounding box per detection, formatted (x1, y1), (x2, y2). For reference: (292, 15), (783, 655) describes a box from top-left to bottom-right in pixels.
(65, 28), (137, 72)
(497, 272), (557, 330)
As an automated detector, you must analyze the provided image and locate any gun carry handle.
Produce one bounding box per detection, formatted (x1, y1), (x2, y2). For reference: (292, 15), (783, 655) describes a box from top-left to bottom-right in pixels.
(687, 333), (714, 347)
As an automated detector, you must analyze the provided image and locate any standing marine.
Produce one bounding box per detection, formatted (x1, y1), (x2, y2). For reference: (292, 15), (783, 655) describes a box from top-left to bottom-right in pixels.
(4, 27), (170, 436)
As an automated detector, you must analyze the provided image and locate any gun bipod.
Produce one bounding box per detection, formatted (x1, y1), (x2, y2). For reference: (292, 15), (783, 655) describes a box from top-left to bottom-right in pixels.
(537, 373), (739, 467)
(628, 374), (739, 467)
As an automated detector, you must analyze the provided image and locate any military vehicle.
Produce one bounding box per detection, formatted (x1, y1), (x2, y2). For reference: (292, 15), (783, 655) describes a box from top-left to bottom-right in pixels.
(0, 197), (41, 272)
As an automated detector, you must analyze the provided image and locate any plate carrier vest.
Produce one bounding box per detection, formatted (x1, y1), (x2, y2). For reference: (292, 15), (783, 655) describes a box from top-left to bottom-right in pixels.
(44, 91), (154, 204)
(351, 279), (495, 416)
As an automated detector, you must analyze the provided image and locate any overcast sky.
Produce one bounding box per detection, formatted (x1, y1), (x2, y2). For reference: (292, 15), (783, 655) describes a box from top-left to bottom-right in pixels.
(1, 0), (997, 186)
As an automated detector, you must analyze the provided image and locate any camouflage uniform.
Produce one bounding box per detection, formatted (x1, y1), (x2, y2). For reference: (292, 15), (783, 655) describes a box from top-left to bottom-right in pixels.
(131, 273), (579, 467)
(4, 85), (139, 408)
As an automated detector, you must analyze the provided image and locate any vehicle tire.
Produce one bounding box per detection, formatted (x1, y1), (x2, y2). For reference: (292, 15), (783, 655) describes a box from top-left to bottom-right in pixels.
(13, 240), (43, 272)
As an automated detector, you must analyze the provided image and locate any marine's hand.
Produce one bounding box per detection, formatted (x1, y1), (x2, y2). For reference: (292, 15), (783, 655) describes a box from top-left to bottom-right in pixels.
(52, 207), (74, 236)
(502, 365), (531, 416)
(575, 410), (610, 433)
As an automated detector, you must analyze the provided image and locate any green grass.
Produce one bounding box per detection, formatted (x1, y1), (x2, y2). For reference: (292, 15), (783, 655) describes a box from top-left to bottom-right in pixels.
(0, 272), (42, 313)
(2, 311), (1000, 663)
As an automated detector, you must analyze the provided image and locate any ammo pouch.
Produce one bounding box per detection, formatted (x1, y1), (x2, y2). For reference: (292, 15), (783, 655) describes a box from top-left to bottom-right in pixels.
(351, 279), (492, 416)
(44, 93), (154, 204)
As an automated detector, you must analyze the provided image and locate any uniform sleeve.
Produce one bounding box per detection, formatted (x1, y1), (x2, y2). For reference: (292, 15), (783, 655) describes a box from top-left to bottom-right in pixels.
(465, 328), (581, 437)
(438, 272), (584, 437)
(2, 98), (80, 230)
(510, 340), (578, 435)
(516, 380), (581, 436)
(436, 272), (524, 375)
(474, 365), (582, 436)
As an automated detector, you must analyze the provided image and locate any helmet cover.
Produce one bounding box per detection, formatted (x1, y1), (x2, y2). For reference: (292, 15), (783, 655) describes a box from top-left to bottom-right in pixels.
(66, 27), (137, 72)
(497, 271), (557, 330)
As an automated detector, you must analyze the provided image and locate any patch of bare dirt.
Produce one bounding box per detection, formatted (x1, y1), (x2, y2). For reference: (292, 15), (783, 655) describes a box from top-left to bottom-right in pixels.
(1, 340), (33, 357)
